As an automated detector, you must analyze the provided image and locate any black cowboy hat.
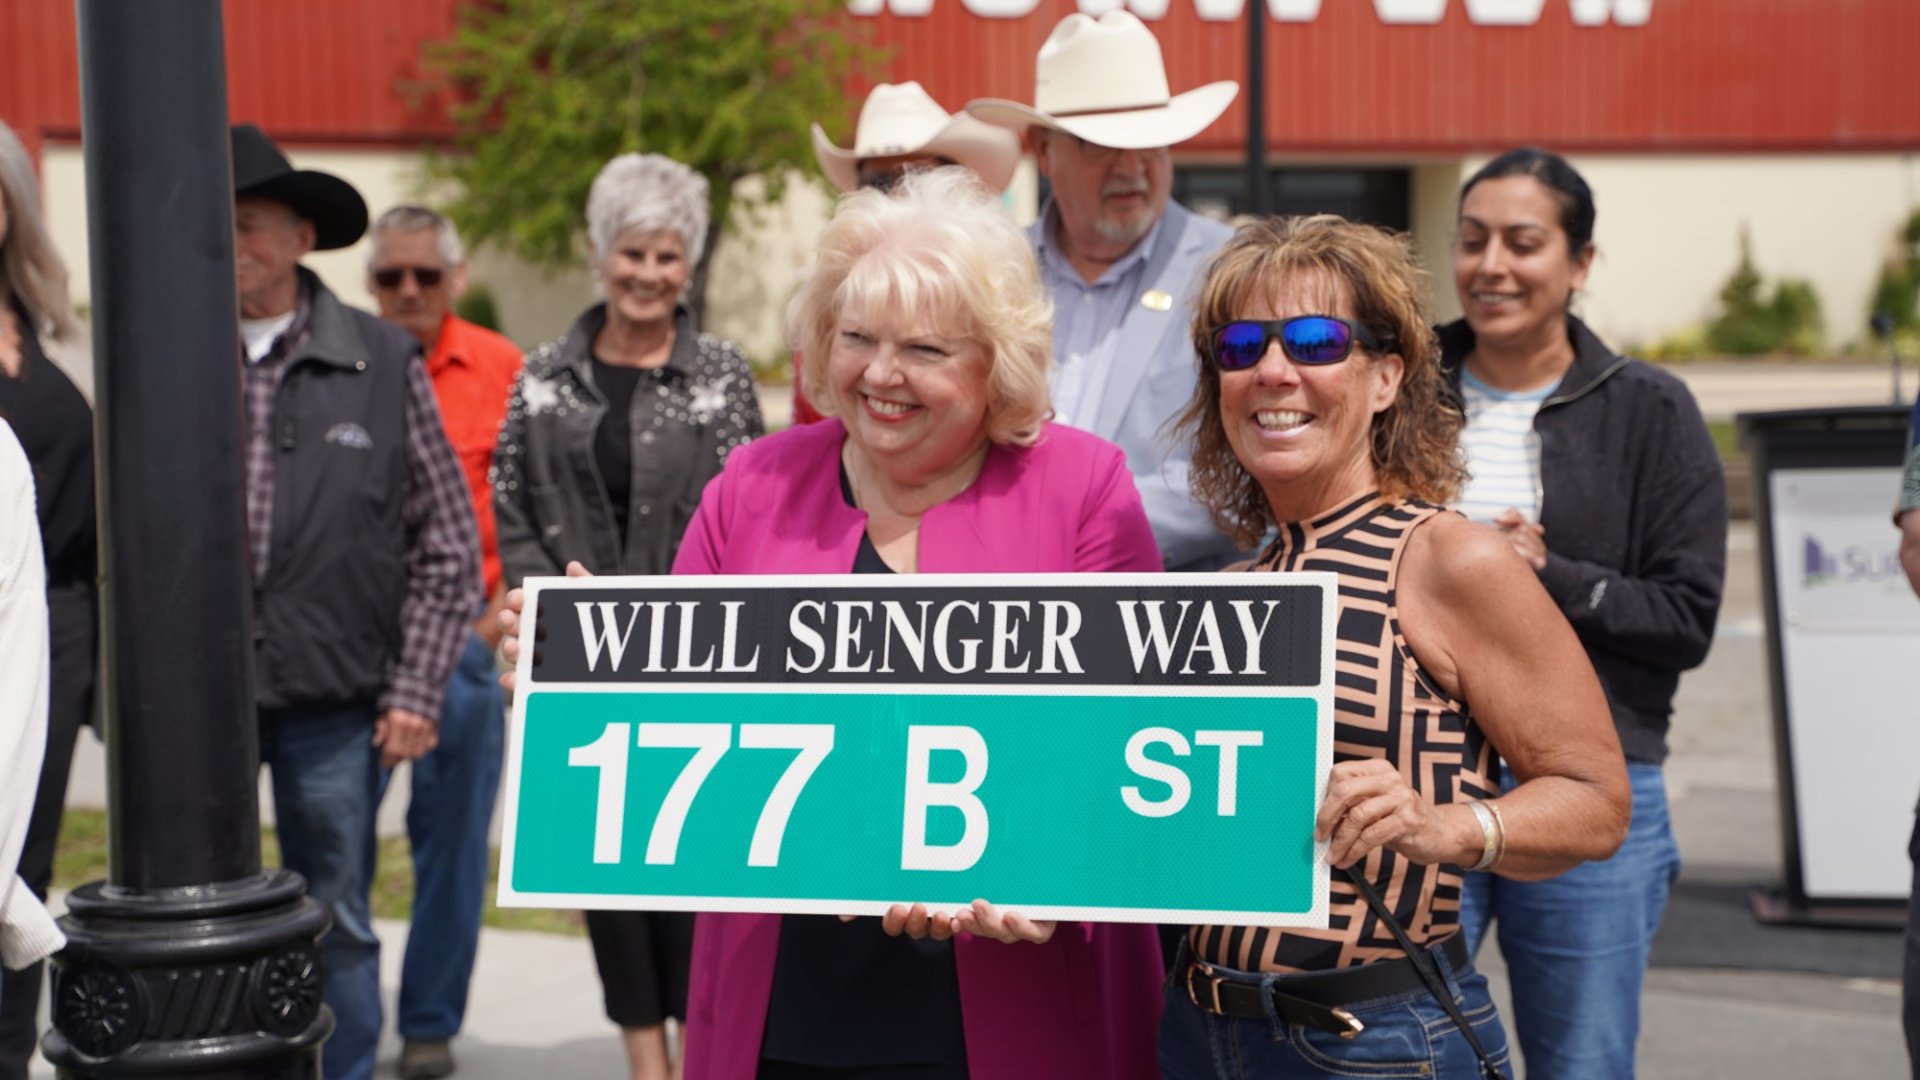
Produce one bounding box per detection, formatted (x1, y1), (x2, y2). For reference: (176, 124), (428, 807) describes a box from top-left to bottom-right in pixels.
(231, 123), (368, 251)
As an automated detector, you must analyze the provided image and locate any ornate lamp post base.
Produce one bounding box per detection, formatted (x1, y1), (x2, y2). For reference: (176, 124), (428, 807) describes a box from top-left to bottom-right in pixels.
(42, 871), (332, 1078)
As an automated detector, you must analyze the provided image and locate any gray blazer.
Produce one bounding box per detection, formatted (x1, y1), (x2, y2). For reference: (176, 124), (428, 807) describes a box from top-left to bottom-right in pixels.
(1030, 200), (1241, 571)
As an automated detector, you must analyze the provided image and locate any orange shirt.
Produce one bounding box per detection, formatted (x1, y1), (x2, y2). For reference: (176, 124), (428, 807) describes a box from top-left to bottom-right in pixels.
(424, 313), (523, 597)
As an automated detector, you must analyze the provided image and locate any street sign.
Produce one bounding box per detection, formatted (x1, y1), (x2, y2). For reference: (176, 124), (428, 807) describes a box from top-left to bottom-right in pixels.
(498, 573), (1335, 927)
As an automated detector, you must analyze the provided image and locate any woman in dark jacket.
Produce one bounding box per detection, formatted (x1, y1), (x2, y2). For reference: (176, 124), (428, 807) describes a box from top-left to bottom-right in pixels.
(1444, 147), (1727, 1080)
(0, 119), (98, 1080)
(492, 151), (762, 1080)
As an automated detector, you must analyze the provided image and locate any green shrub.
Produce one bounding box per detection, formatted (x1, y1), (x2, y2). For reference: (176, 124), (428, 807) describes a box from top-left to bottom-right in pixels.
(1867, 208), (1920, 337)
(1870, 262), (1918, 333)
(1637, 324), (1711, 362)
(1706, 227), (1825, 355)
(1771, 279), (1824, 355)
(456, 284), (501, 333)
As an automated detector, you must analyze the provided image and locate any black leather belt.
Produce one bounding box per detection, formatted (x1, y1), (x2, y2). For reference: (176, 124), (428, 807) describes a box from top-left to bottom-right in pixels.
(1184, 933), (1473, 1038)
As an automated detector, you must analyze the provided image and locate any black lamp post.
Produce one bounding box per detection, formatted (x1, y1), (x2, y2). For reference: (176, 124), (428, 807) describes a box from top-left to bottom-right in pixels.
(1872, 312), (1904, 406)
(1244, 0), (1270, 216)
(42, 1), (331, 1075)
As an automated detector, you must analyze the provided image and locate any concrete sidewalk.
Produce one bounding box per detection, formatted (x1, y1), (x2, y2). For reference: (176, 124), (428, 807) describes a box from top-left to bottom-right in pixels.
(1661, 359), (1910, 421)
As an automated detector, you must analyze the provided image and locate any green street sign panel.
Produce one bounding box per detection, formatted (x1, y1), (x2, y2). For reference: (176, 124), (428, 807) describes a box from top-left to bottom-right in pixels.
(498, 573), (1335, 927)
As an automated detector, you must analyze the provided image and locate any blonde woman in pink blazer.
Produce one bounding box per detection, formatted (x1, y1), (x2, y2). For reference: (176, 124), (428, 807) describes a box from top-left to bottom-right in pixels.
(501, 168), (1166, 1078)
(675, 168), (1163, 1080)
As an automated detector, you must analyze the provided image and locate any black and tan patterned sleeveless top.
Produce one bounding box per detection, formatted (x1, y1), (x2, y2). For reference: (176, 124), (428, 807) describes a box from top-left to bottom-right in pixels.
(1190, 493), (1497, 974)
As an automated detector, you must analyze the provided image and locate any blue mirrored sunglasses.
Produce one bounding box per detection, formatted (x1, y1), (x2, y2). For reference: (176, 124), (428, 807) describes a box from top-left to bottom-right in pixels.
(1207, 316), (1384, 371)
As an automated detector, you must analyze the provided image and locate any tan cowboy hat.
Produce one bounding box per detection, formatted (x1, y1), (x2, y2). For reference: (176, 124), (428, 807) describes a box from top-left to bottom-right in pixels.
(967, 11), (1238, 151)
(811, 82), (1022, 194)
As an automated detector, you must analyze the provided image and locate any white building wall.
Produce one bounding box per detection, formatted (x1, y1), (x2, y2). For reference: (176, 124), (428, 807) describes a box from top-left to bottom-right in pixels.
(1409, 159), (1472, 325)
(37, 142), (837, 363)
(39, 142), (1919, 362)
(41, 142), (436, 330)
(1409, 152), (1920, 353)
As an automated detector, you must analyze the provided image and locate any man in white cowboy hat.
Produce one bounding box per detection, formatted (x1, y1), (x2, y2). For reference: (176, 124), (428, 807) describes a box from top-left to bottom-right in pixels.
(812, 80), (1021, 195)
(794, 81), (1024, 422)
(970, 11), (1242, 572)
(230, 123), (480, 1080)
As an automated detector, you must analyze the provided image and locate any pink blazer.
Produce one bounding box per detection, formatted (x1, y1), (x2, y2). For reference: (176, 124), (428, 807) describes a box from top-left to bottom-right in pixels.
(672, 419), (1166, 1080)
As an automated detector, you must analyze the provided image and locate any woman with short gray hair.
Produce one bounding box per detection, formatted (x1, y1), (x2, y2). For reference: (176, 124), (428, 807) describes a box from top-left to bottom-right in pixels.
(492, 151), (762, 1080)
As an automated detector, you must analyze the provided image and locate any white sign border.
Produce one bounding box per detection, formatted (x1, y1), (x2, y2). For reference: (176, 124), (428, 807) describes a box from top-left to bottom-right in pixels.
(497, 571), (1337, 928)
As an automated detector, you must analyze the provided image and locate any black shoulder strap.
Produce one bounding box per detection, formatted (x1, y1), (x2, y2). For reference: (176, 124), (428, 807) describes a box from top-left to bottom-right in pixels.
(1344, 866), (1506, 1080)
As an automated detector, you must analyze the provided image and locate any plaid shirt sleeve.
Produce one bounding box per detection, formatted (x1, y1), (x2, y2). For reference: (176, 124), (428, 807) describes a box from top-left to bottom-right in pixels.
(381, 353), (483, 721)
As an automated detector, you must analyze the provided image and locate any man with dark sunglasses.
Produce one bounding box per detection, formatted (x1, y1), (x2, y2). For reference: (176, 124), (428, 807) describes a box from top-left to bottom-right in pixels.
(365, 204), (523, 1080)
(969, 11), (1244, 572)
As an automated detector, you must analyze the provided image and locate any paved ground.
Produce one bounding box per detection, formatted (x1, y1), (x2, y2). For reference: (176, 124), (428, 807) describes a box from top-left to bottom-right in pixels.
(37, 361), (1912, 1077)
(1661, 360), (1911, 422)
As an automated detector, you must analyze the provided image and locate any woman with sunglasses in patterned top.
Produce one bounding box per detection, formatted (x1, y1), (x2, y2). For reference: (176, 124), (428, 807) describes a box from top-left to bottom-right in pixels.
(1158, 215), (1630, 1080)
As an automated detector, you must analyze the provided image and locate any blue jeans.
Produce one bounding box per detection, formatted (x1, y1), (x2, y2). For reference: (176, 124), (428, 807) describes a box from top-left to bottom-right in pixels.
(1158, 942), (1512, 1078)
(1459, 761), (1681, 1080)
(261, 703), (383, 1080)
(383, 634), (505, 1042)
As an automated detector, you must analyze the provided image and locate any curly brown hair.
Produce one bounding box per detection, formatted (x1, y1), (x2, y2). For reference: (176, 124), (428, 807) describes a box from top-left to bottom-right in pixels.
(1176, 215), (1466, 547)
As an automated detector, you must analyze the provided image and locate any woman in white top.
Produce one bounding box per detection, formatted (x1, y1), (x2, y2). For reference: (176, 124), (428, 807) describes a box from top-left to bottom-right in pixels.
(0, 420), (64, 992)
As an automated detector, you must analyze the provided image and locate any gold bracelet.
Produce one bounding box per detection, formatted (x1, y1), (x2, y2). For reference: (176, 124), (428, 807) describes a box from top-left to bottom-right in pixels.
(1466, 800), (1499, 872)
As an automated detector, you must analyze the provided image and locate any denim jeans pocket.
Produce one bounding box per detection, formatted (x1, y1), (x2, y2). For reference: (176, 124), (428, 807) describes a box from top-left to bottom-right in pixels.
(1422, 996), (1512, 1074)
(1285, 998), (1436, 1077)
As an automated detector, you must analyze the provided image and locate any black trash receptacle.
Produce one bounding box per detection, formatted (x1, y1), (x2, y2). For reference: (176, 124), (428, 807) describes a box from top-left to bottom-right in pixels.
(1739, 405), (1916, 924)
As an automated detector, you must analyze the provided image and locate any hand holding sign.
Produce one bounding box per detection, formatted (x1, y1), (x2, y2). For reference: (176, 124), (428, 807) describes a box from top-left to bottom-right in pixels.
(1316, 758), (1472, 871)
(952, 899), (1055, 945)
(499, 560), (593, 691)
(848, 900), (1055, 945)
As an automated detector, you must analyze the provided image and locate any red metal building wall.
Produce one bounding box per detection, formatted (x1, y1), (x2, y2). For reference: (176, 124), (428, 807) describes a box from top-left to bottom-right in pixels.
(0, 0), (462, 149)
(4, 0), (1918, 158)
(861, 0), (1920, 155)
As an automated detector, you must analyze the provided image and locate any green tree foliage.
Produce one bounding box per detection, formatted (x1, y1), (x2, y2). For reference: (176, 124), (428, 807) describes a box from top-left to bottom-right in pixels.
(426, 0), (875, 286)
(1707, 226), (1825, 356)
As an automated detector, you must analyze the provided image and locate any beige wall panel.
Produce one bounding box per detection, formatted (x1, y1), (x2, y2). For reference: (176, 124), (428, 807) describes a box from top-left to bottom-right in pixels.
(43, 142), (441, 325)
(1393, 153), (1918, 354)
(53, 142), (1905, 364)
(701, 172), (837, 367)
(1410, 159), (1472, 326)
(1552, 154), (1916, 352)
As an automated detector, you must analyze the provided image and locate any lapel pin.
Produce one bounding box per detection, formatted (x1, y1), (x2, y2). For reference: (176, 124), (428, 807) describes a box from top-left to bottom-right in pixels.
(1140, 290), (1173, 312)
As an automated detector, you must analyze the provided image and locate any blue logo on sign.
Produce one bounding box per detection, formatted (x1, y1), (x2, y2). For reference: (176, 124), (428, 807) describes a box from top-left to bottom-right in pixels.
(1802, 535), (1900, 587)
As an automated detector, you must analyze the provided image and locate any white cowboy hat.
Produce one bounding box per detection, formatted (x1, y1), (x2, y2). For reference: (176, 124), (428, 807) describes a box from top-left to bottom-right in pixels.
(967, 11), (1238, 151)
(811, 81), (1022, 194)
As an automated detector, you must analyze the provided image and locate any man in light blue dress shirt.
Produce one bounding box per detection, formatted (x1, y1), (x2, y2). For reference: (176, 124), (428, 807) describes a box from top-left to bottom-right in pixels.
(972, 11), (1245, 571)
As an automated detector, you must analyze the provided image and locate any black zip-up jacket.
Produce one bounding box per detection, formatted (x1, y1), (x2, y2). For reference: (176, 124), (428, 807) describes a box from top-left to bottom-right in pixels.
(1440, 315), (1728, 764)
(256, 277), (461, 712)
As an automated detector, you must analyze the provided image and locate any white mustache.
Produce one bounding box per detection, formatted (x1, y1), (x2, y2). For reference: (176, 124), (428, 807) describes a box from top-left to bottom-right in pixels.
(1102, 181), (1149, 198)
